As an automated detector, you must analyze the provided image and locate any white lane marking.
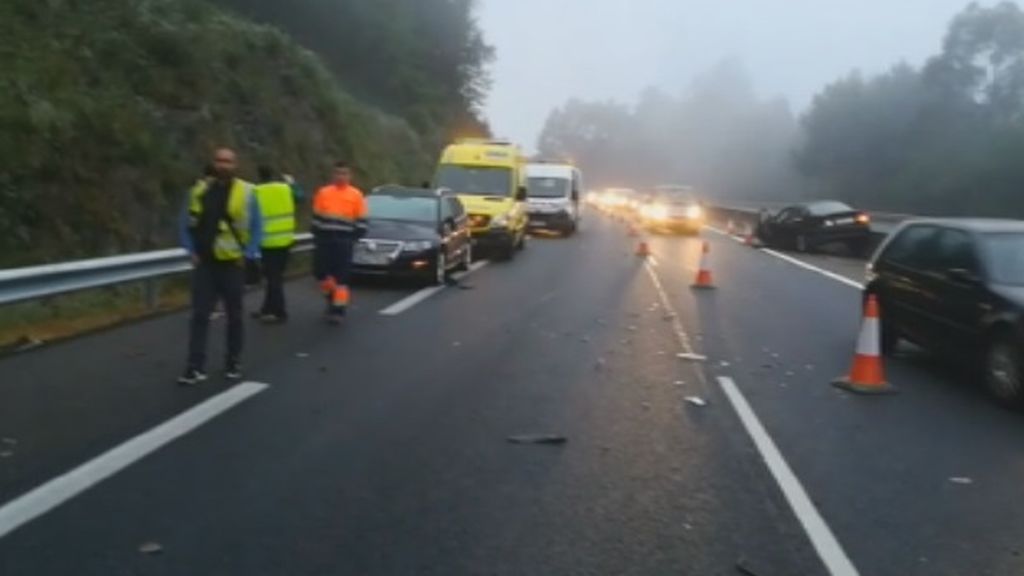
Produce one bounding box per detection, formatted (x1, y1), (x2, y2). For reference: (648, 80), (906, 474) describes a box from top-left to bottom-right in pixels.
(0, 382), (269, 540)
(705, 225), (864, 290)
(760, 249), (864, 290)
(717, 376), (860, 576)
(378, 261), (489, 316)
(643, 261), (699, 357)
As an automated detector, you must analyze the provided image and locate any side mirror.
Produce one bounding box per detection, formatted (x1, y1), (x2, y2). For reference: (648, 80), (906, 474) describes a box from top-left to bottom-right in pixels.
(516, 186), (528, 201)
(946, 268), (981, 285)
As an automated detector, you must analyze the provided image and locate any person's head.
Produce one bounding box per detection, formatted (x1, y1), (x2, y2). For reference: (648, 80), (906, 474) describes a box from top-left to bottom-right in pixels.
(258, 164), (274, 183)
(332, 161), (352, 186)
(212, 148), (237, 181)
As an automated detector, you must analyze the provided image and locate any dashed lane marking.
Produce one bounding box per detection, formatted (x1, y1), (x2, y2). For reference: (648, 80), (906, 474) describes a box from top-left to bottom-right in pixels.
(378, 261), (489, 316)
(717, 376), (861, 576)
(0, 382), (269, 540)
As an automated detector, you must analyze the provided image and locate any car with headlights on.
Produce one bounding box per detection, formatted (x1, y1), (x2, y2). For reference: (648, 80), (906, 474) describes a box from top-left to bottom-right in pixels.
(638, 186), (705, 234)
(354, 185), (472, 285)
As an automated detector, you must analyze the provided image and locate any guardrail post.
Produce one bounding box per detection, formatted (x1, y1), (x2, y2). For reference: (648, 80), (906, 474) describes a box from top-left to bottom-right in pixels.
(143, 279), (160, 310)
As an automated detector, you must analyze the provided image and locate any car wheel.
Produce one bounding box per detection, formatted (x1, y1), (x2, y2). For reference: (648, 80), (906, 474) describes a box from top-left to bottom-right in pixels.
(879, 311), (900, 356)
(985, 337), (1024, 407)
(795, 234), (809, 253)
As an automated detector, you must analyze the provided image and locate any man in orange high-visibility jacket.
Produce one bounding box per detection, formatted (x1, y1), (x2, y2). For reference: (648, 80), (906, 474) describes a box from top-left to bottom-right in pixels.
(312, 161), (368, 323)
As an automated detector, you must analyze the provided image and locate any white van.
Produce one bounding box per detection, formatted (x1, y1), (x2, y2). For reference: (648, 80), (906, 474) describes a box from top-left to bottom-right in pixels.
(524, 162), (582, 235)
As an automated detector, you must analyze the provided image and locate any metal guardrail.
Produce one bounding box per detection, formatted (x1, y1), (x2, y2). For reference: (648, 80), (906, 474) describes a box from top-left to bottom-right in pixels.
(0, 233), (313, 307)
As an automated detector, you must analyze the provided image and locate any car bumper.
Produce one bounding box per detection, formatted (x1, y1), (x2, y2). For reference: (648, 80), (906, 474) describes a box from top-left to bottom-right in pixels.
(527, 211), (574, 230)
(645, 218), (703, 233)
(470, 228), (516, 249)
(353, 252), (437, 279)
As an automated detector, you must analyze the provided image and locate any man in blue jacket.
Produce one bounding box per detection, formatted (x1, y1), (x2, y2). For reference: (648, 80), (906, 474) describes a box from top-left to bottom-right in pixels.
(178, 148), (262, 385)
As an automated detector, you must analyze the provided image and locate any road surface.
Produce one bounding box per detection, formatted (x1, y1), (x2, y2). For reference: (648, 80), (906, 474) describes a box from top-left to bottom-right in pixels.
(1, 212), (1022, 575)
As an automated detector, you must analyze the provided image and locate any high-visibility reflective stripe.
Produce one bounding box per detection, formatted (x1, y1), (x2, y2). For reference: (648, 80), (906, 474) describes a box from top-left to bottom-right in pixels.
(262, 214), (293, 222)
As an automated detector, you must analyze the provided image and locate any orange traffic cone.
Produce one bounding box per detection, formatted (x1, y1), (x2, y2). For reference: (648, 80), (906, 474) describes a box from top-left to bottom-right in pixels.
(635, 239), (651, 258)
(832, 295), (896, 394)
(691, 241), (715, 289)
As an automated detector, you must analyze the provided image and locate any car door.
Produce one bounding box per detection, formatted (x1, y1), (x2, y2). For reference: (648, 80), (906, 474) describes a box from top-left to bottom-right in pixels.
(872, 224), (941, 346)
(770, 207), (806, 246)
(918, 228), (988, 352)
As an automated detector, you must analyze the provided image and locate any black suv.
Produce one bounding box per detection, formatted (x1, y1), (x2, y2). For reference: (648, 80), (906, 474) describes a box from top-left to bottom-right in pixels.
(354, 186), (472, 285)
(866, 219), (1024, 406)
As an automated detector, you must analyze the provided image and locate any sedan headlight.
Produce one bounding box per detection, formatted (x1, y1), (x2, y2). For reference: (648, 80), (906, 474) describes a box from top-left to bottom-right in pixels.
(643, 204), (670, 220)
(685, 204), (704, 219)
(491, 214), (510, 228)
(402, 240), (434, 252)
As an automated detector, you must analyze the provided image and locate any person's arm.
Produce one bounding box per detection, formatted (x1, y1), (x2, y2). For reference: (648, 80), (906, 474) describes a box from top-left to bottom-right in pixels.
(246, 192), (263, 259)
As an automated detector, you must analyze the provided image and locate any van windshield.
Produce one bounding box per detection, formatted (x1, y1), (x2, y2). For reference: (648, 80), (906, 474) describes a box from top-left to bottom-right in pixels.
(527, 177), (570, 198)
(435, 165), (513, 197)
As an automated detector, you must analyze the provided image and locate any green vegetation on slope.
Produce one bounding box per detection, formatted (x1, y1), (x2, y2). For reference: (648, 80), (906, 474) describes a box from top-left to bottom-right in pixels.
(0, 0), (490, 268)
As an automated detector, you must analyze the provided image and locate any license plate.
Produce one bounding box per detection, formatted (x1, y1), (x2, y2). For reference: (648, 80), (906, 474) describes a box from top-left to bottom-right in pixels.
(354, 248), (391, 266)
(835, 217), (855, 225)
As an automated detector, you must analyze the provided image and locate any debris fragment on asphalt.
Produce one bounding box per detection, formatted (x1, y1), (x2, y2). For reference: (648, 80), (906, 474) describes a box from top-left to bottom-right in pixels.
(771, 352), (780, 358)
(295, 352), (310, 358)
(949, 477), (974, 485)
(674, 380), (686, 386)
(719, 361), (731, 367)
(580, 336), (591, 343)
(506, 434), (568, 445)
(805, 364), (815, 371)
(0, 451), (13, 458)
(785, 371), (795, 377)
(452, 341), (461, 347)
(627, 326), (637, 332)
(735, 558), (762, 576)
(138, 542), (164, 555)
(684, 396), (708, 407)
(677, 352), (707, 362)
(14, 336), (44, 353)
(760, 363), (773, 369)
(1, 438), (16, 445)
(662, 314), (675, 321)
(641, 402), (652, 410)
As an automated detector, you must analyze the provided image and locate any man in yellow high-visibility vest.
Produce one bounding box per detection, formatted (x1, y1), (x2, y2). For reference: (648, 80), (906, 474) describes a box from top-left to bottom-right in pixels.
(252, 165), (303, 323)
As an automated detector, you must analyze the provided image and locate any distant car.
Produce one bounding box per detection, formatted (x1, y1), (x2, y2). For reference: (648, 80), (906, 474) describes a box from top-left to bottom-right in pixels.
(757, 201), (871, 253)
(866, 219), (1024, 406)
(637, 186), (704, 235)
(354, 185), (472, 285)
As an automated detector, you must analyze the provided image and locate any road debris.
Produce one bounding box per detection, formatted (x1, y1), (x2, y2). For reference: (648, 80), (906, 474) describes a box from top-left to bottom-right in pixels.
(295, 352), (310, 358)
(677, 352), (707, 362)
(735, 558), (762, 576)
(641, 402), (652, 411)
(0, 451), (13, 458)
(805, 364), (815, 371)
(719, 361), (731, 367)
(580, 336), (591, 343)
(785, 371), (796, 377)
(684, 396), (708, 407)
(14, 336), (44, 353)
(771, 352), (780, 358)
(452, 341), (461, 347)
(138, 542), (164, 555)
(662, 314), (675, 321)
(2, 438), (16, 445)
(949, 477), (974, 485)
(506, 434), (568, 446)
(673, 380), (686, 386)
(627, 326), (637, 332)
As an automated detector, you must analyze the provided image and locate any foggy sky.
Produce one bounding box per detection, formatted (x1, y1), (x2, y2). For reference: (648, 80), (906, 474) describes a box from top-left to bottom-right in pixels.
(478, 0), (974, 150)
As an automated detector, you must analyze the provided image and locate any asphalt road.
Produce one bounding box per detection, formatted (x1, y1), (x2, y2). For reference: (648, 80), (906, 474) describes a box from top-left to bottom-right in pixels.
(1, 212), (1023, 575)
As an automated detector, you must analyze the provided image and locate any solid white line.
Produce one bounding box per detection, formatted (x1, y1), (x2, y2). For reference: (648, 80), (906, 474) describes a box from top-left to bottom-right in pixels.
(717, 376), (860, 576)
(0, 382), (269, 540)
(705, 225), (864, 290)
(378, 260), (489, 316)
(760, 249), (864, 290)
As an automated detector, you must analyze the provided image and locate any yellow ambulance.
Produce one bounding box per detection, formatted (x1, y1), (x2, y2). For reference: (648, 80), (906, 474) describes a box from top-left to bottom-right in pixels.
(433, 138), (529, 260)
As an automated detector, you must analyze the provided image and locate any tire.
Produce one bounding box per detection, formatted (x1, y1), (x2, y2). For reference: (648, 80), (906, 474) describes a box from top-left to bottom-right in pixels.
(985, 336), (1024, 408)
(454, 243), (471, 272)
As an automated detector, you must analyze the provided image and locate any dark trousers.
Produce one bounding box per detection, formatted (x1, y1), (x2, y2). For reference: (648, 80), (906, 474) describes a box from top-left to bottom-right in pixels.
(259, 246), (291, 317)
(313, 235), (355, 316)
(188, 260), (244, 370)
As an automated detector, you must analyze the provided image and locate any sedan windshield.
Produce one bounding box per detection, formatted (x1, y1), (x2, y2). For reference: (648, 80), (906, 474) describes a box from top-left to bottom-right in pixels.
(435, 165), (513, 197)
(984, 233), (1024, 285)
(367, 195), (437, 223)
(527, 177), (570, 198)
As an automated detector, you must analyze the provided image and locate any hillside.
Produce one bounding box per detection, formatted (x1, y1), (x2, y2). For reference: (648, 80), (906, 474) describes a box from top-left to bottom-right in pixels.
(0, 0), (489, 268)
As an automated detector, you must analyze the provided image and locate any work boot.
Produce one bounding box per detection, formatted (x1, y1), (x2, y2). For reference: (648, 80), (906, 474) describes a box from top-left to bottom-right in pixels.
(225, 361), (243, 381)
(178, 367), (208, 386)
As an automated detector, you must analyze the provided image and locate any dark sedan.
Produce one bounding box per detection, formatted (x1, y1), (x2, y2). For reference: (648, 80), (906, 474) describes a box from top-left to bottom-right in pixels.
(354, 186), (472, 285)
(866, 219), (1024, 406)
(757, 200), (871, 254)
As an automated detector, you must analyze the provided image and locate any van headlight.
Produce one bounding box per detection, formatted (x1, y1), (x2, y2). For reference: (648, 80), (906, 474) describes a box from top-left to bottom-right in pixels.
(402, 240), (434, 252)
